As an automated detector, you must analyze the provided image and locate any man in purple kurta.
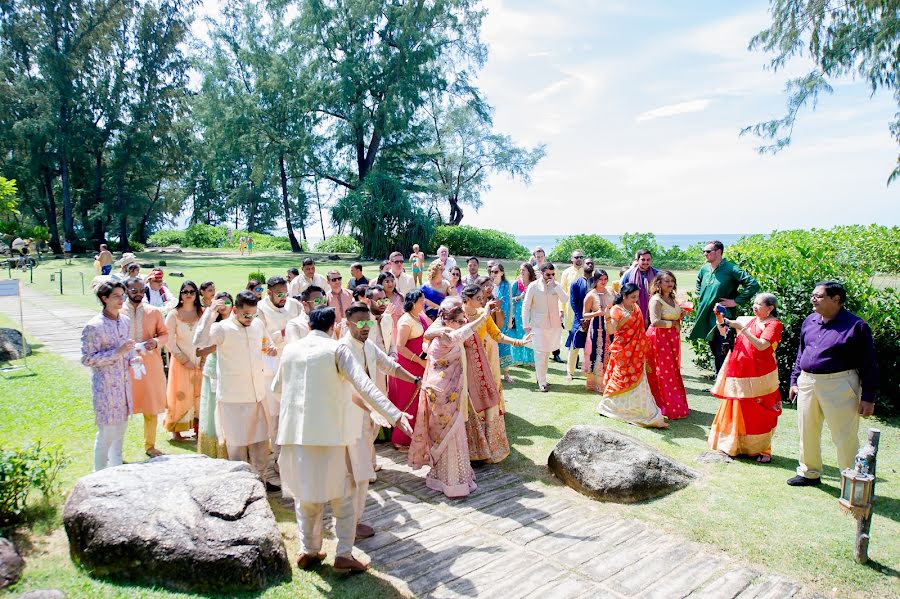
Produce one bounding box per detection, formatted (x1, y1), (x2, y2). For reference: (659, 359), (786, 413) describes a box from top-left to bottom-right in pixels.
(619, 249), (659, 329)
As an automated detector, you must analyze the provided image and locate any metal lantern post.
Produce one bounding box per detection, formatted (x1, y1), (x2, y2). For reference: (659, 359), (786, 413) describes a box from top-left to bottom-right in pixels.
(839, 429), (880, 564)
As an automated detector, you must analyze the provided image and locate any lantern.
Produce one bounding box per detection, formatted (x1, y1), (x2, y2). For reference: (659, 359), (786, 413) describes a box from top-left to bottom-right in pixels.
(839, 468), (875, 519)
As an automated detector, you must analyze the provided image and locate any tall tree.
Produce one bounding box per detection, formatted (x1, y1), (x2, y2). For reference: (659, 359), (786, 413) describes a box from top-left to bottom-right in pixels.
(744, 0), (900, 182)
(423, 98), (545, 224)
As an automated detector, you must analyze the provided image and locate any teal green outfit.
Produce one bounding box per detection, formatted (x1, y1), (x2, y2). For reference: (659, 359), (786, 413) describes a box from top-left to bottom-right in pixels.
(689, 259), (760, 341)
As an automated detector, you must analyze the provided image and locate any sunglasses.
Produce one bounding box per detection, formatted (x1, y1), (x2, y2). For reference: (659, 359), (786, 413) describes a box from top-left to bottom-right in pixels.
(374, 298), (390, 306)
(573, 256), (584, 260)
(352, 319), (376, 329)
(222, 301), (233, 307)
(182, 290), (197, 296)
(490, 269), (500, 274)
(240, 312), (259, 319)
(274, 292), (288, 298)
(702, 249), (715, 254)
(391, 259), (403, 264)
(307, 297), (326, 305)
(253, 286), (264, 293)
(330, 277), (342, 282)
(450, 317), (467, 325)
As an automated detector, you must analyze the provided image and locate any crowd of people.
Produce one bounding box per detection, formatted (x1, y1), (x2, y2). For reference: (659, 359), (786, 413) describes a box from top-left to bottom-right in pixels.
(80, 239), (880, 570)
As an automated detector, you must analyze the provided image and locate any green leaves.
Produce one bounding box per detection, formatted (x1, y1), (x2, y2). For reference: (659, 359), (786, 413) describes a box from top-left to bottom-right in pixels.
(0, 442), (69, 525)
(431, 225), (528, 260)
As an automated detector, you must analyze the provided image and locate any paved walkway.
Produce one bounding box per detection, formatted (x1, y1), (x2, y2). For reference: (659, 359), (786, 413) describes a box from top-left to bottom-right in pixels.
(0, 285), (818, 598)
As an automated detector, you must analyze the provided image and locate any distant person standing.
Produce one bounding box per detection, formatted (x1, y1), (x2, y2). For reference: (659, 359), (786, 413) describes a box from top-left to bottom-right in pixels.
(326, 270), (353, 325)
(619, 249), (659, 329)
(98, 244), (114, 275)
(410, 244), (425, 286)
(289, 257), (328, 298)
(247, 236), (253, 254)
(786, 281), (878, 487)
(64, 239), (72, 264)
(286, 267), (300, 286)
(530, 246), (546, 270)
(348, 263), (368, 291)
(81, 281), (134, 471)
(238, 236), (247, 256)
(522, 262), (568, 392)
(462, 257), (480, 287)
(388, 251), (416, 295)
(689, 240), (760, 374)
(436, 245), (457, 279)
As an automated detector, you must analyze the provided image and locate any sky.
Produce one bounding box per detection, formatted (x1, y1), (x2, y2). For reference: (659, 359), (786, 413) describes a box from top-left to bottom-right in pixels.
(464, 0), (899, 235)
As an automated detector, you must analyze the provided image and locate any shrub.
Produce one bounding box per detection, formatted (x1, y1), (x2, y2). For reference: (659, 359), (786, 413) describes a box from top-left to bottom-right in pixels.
(0, 442), (68, 525)
(226, 229), (306, 252)
(147, 229), (185, 247)
(548, 234), (623, 265)
(314, 234), (361, 254)
(247, 271), (267, 284)
(686, 227), (899, 414)
(184, 223), (228, 248)
(432, 225), (528, 260)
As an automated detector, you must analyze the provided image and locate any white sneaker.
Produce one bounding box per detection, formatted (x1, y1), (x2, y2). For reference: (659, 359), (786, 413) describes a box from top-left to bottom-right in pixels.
(565, 374), (573, 381)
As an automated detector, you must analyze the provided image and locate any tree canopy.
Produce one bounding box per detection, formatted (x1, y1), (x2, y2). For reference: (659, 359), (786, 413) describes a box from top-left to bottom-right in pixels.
(0, 0), (544, 252)
(744, 0), (900, 183)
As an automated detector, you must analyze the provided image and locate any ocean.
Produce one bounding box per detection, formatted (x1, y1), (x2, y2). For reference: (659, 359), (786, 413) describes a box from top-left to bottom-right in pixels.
(514, 233), (752, 254)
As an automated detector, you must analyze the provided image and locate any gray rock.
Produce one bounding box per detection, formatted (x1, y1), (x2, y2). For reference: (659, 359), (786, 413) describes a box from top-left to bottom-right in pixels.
(17, 590), (67, 599)
(63, 455), (290, 593)
(168, 271), (184, 277)
(0, 328), (31, 362)
(0, 538), (24, 588)
(696, 451), (734, 464)
(548, 425), (697, 503)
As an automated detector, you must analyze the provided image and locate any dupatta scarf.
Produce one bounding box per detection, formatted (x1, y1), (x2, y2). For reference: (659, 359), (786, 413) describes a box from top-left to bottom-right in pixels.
(603, 304), (649, 396)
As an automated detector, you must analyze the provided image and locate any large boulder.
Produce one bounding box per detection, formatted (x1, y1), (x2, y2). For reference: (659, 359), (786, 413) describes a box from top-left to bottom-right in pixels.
(0, 537), (24, 588)
(0, 328), (31, 362)
(548, 425), (697, 503)
(63, 455), (290, 593)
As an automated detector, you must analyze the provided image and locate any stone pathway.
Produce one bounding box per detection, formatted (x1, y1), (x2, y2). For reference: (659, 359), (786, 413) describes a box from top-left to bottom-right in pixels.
(0, 285), (819, 598)
(361, 445), (814, 599)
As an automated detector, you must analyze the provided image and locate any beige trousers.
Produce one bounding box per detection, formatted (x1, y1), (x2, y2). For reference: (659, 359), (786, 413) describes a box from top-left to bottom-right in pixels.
(796, 370), (860, 479)
(143, 414), (158, 452)
(227, 441), (270, 480)
(295, 496), (356, 557)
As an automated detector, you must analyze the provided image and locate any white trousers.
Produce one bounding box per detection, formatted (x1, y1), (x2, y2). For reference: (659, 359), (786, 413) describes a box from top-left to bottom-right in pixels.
(797, 370), (861, 479)
(295, 495), (356, 557)
(227, 441), (270, 480)
(354, 478), (370, 527)
(93, 422), (127, 471)
(534, 351), (550, 386)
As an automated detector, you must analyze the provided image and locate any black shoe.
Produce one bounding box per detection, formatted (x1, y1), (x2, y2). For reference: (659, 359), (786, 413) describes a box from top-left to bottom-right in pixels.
(265, 481), (282, 493)
(551, 354), (564, 364)
(786, 475), (821, 487)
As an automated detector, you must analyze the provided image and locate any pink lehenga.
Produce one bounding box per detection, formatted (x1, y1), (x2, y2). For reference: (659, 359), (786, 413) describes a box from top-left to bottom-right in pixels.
(408, 320), (483, 498)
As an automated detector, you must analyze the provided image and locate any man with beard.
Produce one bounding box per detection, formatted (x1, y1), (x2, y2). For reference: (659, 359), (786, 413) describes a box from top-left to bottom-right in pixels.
(565, 257), (594, 381)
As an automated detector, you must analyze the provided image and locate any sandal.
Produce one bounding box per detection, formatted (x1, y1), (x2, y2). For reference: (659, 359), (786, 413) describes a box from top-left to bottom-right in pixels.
(756, 455), (772, 463)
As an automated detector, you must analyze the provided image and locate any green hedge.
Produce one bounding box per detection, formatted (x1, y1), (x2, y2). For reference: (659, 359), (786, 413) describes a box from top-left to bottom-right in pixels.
(148, 225), (304, 252)
(431, 225), (528, 260)
(315, 234), (361, 254)
(548, 234), (623, 265)
(685, 226), (899, 414)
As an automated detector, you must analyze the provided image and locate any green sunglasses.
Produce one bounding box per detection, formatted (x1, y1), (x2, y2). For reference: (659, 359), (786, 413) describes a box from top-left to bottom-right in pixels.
(275, 292), (288, 298)
(352, 319), (376, 329)
(308, 297), (326, 306)
(223, 301), (233, 307)
(374, 298), (390, 306)
(240, 312), (259, 319)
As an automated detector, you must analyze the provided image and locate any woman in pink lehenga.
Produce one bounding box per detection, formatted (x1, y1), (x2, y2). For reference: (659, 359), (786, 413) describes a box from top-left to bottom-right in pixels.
(408, 297), (492, 498)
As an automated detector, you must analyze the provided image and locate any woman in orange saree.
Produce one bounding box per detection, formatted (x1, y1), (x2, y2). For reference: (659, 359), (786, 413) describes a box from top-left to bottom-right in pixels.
(408, 298), (492, 498)
(708, 294), (783, 462)
(597, 283), (667, 428)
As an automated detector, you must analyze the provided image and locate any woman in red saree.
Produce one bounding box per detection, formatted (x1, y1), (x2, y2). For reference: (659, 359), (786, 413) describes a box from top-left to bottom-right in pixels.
(597, 283), (667, 428)
(646, 271), (689, 419)
(708, 293), (783, 462)
(409, 298), (492, 498)
(388, 290), (431, 450)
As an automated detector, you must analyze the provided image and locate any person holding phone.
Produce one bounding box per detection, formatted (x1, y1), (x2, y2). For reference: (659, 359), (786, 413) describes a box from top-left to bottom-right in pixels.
(689, 240), (760, 374)
(522, 261), (568, 392)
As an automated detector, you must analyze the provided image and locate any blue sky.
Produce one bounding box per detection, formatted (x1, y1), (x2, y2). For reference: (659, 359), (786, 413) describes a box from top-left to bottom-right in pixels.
(467, 0), (899, 234)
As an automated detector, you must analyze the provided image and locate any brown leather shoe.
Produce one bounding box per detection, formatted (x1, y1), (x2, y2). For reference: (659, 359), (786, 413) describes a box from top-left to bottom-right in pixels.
(296, 552), (326, 570)
(355, 522), (375, 539)
(333, 554), (369, 572)
(145, 448), (164, 458)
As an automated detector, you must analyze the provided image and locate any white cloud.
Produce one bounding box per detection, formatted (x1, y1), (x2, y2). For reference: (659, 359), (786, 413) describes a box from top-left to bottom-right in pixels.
(635, 99), (713, 122)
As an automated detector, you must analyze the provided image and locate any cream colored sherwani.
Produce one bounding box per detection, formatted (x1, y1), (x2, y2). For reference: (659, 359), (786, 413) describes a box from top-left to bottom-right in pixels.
(370, 313), (396, 357)
(522, 278), (568, 387)
(258, 296), (303, 430)
(285, 310), (311, 344)
(339, 335), (408, 524)
(193, 309), (271, 476)
(559, 265), (583, 333)
(288, 273), (328, 299)
(274, 330), (402, 557)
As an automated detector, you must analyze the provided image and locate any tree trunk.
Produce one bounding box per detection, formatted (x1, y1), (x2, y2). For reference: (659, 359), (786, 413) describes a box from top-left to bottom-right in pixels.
(59, 101), (76, 242)
(279, 154), (302, 252)
(448, 195), (464, 225)
(42, 172), (62, 253)
(314, 176), (327, 241)
(117, 179), (128, 251)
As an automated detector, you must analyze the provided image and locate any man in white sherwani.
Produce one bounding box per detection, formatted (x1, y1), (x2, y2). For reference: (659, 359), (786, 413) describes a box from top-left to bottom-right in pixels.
(522, 262), (568, 393)
(194, 291), (276, 486)
(275, 306), (413, 572)
(285, 285), (326, 343)
(339, 302), (420, 539)
(365, 284), (396, 357)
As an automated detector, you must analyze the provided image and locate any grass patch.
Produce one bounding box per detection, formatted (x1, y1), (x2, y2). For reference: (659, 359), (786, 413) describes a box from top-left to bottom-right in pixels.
(500, 346), (899, 598)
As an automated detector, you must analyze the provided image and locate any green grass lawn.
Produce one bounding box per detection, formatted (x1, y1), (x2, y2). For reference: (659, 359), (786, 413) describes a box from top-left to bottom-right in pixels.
(2, 255), (897, 597)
